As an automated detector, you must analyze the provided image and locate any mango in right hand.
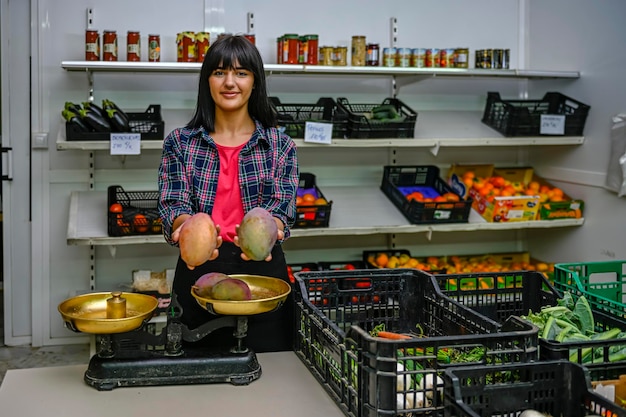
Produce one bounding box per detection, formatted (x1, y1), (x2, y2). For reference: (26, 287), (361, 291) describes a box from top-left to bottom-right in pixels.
(179, 213), (218, 270)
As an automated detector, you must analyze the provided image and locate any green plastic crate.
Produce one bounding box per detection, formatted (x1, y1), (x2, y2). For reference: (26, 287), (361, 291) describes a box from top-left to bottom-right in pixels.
(554, 260), (626, 318)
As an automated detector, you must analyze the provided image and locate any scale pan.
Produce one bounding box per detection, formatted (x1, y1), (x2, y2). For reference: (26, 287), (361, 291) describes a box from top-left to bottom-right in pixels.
(58, 292), (158, 334)
(191, 274), (291, 315)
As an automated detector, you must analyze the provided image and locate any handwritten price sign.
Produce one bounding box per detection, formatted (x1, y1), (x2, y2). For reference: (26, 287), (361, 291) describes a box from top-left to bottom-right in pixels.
(110, 133), (141, 155)
(540, 114), (565, 135)
(303, 121), (333, 144)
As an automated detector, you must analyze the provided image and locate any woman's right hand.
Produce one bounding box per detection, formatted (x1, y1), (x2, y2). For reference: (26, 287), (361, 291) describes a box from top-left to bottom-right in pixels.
(173, 215), (223, 267)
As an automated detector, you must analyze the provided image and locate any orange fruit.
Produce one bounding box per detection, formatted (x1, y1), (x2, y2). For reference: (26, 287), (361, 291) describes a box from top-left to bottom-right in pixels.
(133, 213), (149, 233)
(296, 196), (303, 206)
(109, 203), (123, 213)
(314, 197), (327, 205)
(302, 193), (316, 204)
(375, 253), (389, 268)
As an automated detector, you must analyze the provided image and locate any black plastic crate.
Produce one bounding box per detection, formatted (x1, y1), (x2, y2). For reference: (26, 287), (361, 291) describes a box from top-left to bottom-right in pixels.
(287, 262), (321, 285)
(66, 104), (165, 141)
(443, 360), (625, 417)
(481, 91), (590, 137)
(434, 270), (560, 325)
(293, 268), (539, 417)
(294, 172), (332, 228)
(381, 165), (471, 224)
(337, 97), (418, 139)
(271, 97), (349, 139)
(107, 185), (162, 237)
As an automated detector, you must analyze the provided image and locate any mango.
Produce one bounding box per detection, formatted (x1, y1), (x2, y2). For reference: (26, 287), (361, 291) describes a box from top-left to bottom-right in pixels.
(192, 272), (230, 298)
(179, 213), (218, 270)
(210, 278), (252, 301)
(237, 207), (278, 261)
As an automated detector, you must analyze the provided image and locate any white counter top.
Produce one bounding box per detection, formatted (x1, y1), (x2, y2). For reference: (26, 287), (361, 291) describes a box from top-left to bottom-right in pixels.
(0, 352), (345, 417)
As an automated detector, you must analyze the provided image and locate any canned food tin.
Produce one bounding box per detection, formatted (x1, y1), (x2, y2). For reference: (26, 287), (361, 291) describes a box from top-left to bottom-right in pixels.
(196, 32), (210, 63)
(454, 48), (469, 68)
(319, 46), (333, 66)
(502, 49), (510, 69)
(440, 48), (455, 68)
(283, 33), (299, 64)
(351, 35), (366, 66)
(382, 47), (396, 67)
(85, 30), (100, 61)
(177, 31), (196, 63)
(411, 48), (426, 68)
(492, 49), (503, 69)
(148, 34), (160, 62)
(366, 43), (380, 66)
(276, 36), (283, 64)
(333, 46), (348, 66)
(127, 31), (141, 61)
(396, 47), (411, 67)
(425, 48), (440, 68)
(103, 30), (117, 61)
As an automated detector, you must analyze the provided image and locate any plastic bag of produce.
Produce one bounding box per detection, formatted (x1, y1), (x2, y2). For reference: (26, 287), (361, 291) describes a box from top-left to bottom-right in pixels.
(605, 113), (626, 197)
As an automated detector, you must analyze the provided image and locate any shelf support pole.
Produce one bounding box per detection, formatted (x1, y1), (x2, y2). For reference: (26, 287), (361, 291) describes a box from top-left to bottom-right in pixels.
(390, 17), (398, 97)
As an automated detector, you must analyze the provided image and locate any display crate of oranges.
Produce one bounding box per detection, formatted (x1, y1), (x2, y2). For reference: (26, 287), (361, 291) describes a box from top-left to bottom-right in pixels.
(363, 249), (447, 273)
(446, 163), (495, 200)
(294, 172), (332, 228)
(107, 185), (162, 236)
(380, 165), (471, 224)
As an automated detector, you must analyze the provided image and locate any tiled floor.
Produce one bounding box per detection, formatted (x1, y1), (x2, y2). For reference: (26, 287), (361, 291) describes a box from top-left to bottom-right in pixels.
(0, 290), (91, 385)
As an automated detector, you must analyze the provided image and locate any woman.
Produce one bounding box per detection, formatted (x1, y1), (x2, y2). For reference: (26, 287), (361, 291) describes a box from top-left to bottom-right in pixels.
(158, 35), (299, 353)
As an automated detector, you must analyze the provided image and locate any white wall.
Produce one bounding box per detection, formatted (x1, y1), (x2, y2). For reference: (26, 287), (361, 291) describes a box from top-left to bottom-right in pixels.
(21, 0), (626, 345)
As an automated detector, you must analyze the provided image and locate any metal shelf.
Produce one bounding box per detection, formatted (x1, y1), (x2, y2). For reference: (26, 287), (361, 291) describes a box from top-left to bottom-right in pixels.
(67, 190), (583, 246)
(61, 61), (580, 79)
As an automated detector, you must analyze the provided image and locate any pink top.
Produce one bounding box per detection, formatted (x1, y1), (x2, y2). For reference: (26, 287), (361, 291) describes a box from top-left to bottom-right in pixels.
(212, 142), (246, 242)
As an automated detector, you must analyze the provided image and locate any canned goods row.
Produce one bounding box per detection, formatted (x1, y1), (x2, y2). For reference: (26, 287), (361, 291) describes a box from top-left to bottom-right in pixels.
(277, 34), (319, 65)
(380, 47), (470, 68)
(475, 49), (510, 69)
(85, 30), (160, 62)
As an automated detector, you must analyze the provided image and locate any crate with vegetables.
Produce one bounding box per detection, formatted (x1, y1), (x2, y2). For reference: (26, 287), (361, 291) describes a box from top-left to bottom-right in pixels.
(293, 268), (539, 417)
(62, 100), (164, 141)
(443, 360), (625, 417)
(435, 270), (626, 382)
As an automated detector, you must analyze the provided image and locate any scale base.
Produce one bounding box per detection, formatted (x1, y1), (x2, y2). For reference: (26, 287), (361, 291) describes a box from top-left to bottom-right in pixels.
(84, 347), (261, 391)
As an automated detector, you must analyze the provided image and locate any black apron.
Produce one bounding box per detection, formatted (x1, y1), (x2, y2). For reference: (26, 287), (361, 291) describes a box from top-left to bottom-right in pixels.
(172, 241), (294, 353)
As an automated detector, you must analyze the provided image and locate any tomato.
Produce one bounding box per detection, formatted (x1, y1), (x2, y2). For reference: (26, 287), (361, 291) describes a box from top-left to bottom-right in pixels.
(343, 263), (356, 270)
(109, 203), (123, 213)
(133, 213), (149, 233)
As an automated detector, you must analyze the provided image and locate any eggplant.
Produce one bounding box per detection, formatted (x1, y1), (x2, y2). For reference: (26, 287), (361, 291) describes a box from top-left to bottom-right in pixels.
(82, 101), (107, 120)
(62, 109), (90, 132)
(106, 108), (131, 132)
(102, 99), (130, 128)
(64, 101), (83, 115)
(78, 108), (111, 132)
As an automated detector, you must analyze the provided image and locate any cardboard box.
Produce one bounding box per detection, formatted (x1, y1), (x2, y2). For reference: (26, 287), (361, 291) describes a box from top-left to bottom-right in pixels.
(446, 163), (494, 200)
(532, 174), (585, 220)
(131, 269), (174, 315)
(469, 167), (540, 222)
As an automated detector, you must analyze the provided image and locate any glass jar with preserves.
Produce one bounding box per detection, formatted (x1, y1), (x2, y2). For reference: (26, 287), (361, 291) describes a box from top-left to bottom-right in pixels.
(282, 34), (299, 65)
(333, 46), (348, 66)
(127, 31), (141, 61)
(103, 30), (117, 61)
(85, 30), (100, 61)
(304, 34), (318, 65)
(177, 31), (196, 62)
(366, 44), (380, 66)
(454, 48), (469, 68)
(319, 46), (333, 66)
(351, 35), (366, 66)
(196, 32), (210, 63)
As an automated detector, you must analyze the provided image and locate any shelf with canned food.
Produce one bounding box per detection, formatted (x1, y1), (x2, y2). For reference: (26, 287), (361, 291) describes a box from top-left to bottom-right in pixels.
(66, 188), (583, 246)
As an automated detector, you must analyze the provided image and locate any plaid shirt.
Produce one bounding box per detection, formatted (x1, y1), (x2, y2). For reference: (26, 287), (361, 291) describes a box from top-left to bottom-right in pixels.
(158, 120), (299, 245)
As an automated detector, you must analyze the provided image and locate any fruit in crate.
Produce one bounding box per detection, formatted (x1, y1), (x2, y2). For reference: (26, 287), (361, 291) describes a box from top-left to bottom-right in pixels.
(179, 213), (219, 270)
(406, 191), (460, 203)
(465, 171), (566, 203)
(210, 278), (252, 301)
(192, 272), (231, 298)
(237, 207), (278, 261)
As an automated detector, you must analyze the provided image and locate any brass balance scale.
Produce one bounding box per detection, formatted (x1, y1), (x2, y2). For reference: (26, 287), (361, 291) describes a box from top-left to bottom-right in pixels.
(58, 274), (291, 391)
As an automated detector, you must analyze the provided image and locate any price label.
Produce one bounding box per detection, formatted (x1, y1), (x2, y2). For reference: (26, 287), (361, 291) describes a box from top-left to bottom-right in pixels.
(540, 114), (565, 135)
(303, 122), (333, 144)
(110, 133), (141, 155)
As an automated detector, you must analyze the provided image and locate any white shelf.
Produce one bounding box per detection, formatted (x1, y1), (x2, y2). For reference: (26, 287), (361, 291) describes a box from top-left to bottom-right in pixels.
(61, 61), (580, 79)
(67, 189), (583, 246)
(56, 110), (584, 151)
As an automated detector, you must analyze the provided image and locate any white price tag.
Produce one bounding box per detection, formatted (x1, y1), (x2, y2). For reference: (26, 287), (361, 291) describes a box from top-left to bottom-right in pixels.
(303, 121), (333, 144)
(540, 114), (565, 135)
(110, 133), (141, 155)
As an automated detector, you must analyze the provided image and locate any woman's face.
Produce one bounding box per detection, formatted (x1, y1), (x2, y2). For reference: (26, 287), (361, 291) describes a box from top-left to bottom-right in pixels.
(209, 60), (255, 114)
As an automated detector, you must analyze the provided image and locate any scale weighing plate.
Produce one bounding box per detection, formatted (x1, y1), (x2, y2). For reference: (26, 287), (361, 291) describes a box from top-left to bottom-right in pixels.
(58, 275), (291, 391)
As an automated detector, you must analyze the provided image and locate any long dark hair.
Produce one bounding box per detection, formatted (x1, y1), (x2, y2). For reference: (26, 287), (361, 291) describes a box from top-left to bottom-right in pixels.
(187, 34), (277, 131)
